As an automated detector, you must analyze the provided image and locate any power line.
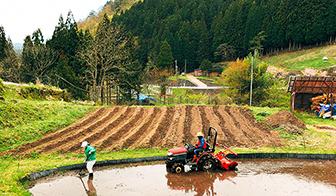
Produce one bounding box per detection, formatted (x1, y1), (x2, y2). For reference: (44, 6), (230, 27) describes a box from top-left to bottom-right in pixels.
(55, 74), (90, 93)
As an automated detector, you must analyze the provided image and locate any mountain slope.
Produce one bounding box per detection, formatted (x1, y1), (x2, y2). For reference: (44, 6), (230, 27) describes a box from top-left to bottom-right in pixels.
(77, 0), (141, 33)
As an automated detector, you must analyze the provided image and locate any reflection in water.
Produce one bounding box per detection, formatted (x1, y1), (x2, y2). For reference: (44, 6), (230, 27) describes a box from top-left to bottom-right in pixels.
(79, 176), (97, 196)
(29, 160), (336, 196)
(166, 171), (237, 196)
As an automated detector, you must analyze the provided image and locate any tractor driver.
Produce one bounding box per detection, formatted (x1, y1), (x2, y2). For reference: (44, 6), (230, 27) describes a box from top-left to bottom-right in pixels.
(193, 132), (207, 160)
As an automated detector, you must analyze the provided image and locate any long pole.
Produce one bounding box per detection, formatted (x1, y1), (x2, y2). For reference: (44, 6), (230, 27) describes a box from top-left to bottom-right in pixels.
(250, 56), (253, 106)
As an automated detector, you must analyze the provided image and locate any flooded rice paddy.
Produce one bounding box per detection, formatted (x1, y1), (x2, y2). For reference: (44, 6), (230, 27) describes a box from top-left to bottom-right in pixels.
(29, 159), (336, 196)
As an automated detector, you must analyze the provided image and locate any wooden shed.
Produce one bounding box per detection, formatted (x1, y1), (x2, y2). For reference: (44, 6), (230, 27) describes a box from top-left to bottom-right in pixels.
(287, 76), (336, 112)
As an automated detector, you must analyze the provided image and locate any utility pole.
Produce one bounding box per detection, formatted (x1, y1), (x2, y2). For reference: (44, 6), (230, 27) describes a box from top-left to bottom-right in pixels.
(175, 60), (178, 75)
(250, 49), (256, 106)
(184, 59), (187, 74)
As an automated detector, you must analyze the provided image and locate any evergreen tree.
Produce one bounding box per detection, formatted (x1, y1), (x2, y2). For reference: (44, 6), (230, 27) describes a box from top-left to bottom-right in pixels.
(214, 43), (236, 62)
(157, 40), (174, 69)
(0, 38), (20, 82)
(21, 34), (58, 83)
(244, 1), (265, 52)
(196, 19), (211, 64)
(249, 31), (267, 54)
(0, 26), (7, 60)
(200, 59), (213, 74)
(326, 2), (336, 43)
(32, 28), (44, 46)
(48, 11), (84, 99)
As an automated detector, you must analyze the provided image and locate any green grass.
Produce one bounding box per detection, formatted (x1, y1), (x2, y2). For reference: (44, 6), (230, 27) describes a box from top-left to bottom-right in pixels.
(262, 45), (336, 71)
(168, 75), (189, 81)
(0, 99), (95, 151)
(294, 111), (336, 127)
(248, 106), (289, 122)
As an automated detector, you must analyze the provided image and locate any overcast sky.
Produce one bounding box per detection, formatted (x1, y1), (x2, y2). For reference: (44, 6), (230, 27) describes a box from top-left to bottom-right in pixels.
(0, 0), (108, 44)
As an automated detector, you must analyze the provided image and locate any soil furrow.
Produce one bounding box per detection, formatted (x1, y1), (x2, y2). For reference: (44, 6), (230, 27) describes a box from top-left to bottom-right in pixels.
(130, 107), (167, 149)
(213, 106), (238, 146)
(108, 107), (155, 150)
(40, 107), (117, 154)
(189, 106), (203, 144)
(199, 106), (210, 136)
(183, 105), (194, 143)
(100, 107), (145, 150)
(224, 106), (256, 144)
(122, 107), (159, 149)
(67, 107), (128, 153)
(161, 105), (185, 148)
(93, 107), (133, 150)
(148, 107), (174, 148)
(5, 107), (106, 155)
(215, 106), (251, 147)
(3, 105), (284, 156)
(230, 106), (275, 145)
(238, 107), (274, 135)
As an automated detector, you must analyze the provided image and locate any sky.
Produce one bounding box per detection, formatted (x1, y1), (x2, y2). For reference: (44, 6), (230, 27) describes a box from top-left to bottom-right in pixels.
(0, 0), (109, 44)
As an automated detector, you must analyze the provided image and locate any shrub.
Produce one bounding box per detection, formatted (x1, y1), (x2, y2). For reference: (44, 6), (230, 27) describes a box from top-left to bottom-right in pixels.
(219, 52), (272, 105)
(18, 85), (71, 101)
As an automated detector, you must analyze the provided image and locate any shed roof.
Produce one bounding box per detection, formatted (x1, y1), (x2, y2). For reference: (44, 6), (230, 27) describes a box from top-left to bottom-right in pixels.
(287, 76), (336, 94)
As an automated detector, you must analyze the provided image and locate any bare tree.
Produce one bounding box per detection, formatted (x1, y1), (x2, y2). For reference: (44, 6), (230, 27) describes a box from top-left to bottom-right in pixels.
(78, 18), (126, 103)
(21, 45), (58, 83)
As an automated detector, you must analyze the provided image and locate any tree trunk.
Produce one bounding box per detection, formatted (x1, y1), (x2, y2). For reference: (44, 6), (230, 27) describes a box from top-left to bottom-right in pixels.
(289, 40), (292, 50)
(101, 82), (104, 105)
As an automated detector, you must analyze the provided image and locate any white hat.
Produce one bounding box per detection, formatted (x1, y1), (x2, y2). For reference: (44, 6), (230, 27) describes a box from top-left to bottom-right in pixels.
(81, 141), (88, 148)
(196, 132), (203, 137)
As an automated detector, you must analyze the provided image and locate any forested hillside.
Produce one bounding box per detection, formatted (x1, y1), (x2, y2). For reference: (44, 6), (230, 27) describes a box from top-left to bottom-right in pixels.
(1, 0), (336, 103)
(112, 0), (336, 71)
(78, 0), (141, 33)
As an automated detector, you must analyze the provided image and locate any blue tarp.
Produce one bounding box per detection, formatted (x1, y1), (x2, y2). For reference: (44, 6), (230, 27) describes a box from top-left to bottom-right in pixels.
(319, 104), (336, 116)
(136, 94), (156, 102)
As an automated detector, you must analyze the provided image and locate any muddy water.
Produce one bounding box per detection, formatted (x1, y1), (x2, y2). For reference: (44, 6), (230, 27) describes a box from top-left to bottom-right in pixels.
(29, 159), (336, 196)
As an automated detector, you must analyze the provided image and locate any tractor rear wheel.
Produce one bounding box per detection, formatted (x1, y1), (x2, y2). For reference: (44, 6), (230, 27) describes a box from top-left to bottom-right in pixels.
(171, 163), (184, 173)
(198, 155), (216, 172)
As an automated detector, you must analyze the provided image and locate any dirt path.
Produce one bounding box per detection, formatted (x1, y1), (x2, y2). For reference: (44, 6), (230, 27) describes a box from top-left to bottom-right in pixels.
(186, 74), (207, 87)
(2, 105), (283, 156)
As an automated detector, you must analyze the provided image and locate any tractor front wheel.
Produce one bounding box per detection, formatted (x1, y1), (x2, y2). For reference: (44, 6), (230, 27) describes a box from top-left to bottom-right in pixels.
(166, 163), (173, 173)
(171, 163), (185, 173)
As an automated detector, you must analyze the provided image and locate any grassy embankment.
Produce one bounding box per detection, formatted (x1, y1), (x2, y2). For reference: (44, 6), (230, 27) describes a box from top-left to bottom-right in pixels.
(262, 44), (336, 71)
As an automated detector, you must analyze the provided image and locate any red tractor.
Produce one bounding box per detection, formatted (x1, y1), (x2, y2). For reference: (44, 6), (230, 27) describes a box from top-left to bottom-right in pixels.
(166, 127), (238, 173)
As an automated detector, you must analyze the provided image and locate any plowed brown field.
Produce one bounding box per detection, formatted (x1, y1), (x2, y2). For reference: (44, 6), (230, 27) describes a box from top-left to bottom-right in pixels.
(3, 105), (282, 155)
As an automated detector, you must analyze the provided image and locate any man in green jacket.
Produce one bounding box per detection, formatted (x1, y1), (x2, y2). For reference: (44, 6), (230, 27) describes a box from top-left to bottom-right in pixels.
(81, 141), (96, 177)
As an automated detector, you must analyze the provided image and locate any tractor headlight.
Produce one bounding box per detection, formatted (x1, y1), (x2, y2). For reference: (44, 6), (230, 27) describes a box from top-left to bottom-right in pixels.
(167, 152), (173, 156)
